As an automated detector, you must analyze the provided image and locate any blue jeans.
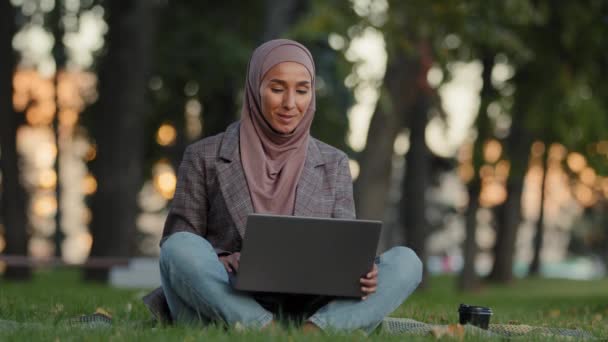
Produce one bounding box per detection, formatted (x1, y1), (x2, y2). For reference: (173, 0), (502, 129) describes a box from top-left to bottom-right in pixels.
(160, 232), (422, 333)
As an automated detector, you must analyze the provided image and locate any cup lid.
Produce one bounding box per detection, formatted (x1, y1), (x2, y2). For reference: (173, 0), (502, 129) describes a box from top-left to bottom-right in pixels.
(458, 304), (493, 315)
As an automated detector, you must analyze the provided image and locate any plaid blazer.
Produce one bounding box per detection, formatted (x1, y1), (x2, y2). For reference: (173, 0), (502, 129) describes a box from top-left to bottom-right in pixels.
(143, 121), (355, 322)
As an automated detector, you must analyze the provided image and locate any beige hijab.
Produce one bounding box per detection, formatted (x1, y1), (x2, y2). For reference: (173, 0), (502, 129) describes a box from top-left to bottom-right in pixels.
(239, 39), (316, 215)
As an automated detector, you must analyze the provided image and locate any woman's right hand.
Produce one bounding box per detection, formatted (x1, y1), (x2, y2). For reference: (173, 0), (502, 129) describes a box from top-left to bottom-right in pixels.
(219, 252), (240, 273)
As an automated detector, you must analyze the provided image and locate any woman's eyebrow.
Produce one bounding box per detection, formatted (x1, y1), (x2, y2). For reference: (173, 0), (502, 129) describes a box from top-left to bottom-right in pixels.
(269, 79), (311, 86)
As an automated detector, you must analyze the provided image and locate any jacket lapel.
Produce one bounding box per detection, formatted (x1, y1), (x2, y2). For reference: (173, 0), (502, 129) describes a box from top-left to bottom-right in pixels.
(294, 139), (325, 216)
(217, 124), (326, 234)
(216, 122), (253, 238)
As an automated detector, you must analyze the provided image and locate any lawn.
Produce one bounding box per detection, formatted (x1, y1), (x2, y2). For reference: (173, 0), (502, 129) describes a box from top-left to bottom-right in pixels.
(1, 269), (607, 341)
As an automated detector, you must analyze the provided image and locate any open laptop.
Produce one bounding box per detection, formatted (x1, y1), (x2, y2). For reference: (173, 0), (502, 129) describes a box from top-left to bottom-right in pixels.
(229, 214), (382, 298)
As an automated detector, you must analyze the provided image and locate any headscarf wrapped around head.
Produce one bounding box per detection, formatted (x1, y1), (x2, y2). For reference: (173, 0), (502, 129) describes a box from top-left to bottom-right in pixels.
(239, 39), (316, 215)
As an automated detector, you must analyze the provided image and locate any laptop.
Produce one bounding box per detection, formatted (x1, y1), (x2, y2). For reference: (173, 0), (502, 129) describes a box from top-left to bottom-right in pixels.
(230, 214), (382, 298)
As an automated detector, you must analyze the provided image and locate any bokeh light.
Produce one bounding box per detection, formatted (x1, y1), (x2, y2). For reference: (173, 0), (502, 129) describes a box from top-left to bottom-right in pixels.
(82, 208), (92, 225)
(82, 174), (97, 195)
(393, 131), (410, 156)
(483, 139), (502, 163)
(156, 123), (177, 146)
(59, 109), (79, 127)
(479, 164), (493, 179)
(62, 232), (93, 264)
(38, 169), (57, 189)
(495, 160), (510, 181)
(548, 143), (567, 161)
(85, 144), (97, 161)
(574, 182), (596, 207)
(348, 159), (360, 180)
(26, 101), (56, 125)
(458, 163), (474, 183)
(29, 236), (54, 259)
(458, 142), (473, 162)
(34, 141), (57, 168)
(530, 141), (545, 158)
(153, 161), (176, 199)
(480, 180), (507, 207)
(566, 152), (586, 173)
(579, 167), (596, 187)
(32, 195), (57, 217)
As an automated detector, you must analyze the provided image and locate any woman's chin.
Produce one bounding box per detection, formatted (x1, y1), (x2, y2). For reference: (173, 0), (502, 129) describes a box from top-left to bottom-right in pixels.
(272, 124), (296, 135)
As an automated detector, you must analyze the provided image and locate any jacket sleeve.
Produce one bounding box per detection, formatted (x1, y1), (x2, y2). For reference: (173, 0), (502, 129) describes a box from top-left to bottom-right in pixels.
(332, 155), (356, 219)
(160, 145), (208, 246)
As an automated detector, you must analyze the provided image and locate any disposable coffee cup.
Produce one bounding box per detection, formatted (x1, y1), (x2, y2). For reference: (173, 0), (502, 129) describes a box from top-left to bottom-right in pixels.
(458, 304), (492, 329)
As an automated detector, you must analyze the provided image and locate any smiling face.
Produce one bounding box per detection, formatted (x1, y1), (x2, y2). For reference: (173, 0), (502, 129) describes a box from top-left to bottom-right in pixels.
(259, 62), (313, 134)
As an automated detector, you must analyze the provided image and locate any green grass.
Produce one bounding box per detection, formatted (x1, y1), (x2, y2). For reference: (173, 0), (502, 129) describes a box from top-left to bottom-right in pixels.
(1, 269), (607, 341)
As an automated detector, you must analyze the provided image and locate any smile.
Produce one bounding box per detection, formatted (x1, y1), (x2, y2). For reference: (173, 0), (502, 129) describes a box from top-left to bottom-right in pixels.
(276, 113), (296, 122)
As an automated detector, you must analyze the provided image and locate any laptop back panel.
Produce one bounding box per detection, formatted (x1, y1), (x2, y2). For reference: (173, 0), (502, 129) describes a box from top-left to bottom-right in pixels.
(234, 214), (381, 297)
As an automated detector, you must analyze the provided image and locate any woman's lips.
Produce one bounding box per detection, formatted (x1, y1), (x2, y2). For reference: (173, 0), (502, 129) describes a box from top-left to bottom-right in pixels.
(276, 113), (296, 124)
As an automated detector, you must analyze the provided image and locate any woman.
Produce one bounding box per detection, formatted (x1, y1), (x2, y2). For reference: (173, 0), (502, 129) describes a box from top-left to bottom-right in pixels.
(156, 39), (422, 333)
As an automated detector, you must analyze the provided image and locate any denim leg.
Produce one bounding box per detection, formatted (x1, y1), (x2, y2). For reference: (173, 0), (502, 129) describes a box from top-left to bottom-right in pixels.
(159, 232), (274, 329)
(308, 246), (422, 334)
(160, 268), (203, 325)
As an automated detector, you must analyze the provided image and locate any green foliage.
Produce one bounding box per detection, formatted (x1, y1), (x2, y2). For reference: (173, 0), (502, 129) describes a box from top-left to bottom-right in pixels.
(145, 1), (265, 172)
(146, 1), (358, 164)
(430, 0), (608, 175)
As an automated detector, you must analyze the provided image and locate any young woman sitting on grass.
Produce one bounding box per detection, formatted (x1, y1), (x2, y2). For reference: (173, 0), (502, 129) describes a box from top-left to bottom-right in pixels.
(147, 39), (422, 334)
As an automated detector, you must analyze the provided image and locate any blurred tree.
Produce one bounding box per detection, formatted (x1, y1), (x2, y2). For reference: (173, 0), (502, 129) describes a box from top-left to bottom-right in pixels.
(289, 0), (357, 152)
(489, 0), (608, 282)
(134, 1), (355, 258)
(442, 0), (529, 289)
(49, 0), (67, 259)
(459, 53), (496, 291)
(146, 1), (264, 174)
(85, 0), (160, 282)
(527, 0), (608, 276)
(262, 0), (308, 41)
(354, 1), (463, 285)
(398, 43), (434, 285)
(147, 0), (354, 173)
(355, 47), (421, 222)
(529, 148), (547, 276)
(0, 1), (31, 280)
(489, 81), (531, 283)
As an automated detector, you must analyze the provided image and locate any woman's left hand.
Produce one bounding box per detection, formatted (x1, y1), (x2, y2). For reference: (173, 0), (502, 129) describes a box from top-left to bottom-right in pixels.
(359, 263), (378, 300)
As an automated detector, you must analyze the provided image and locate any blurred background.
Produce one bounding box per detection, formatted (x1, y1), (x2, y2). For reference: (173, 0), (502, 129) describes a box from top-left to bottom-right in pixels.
(1, 0), (607, 291)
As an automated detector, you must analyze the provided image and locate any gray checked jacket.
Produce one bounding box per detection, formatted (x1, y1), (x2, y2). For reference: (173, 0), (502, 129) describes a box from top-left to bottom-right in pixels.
(143, 121), (356, 322)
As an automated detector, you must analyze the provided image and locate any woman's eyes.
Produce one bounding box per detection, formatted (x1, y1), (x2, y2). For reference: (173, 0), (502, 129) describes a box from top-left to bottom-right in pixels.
(270, 88), (309, 95)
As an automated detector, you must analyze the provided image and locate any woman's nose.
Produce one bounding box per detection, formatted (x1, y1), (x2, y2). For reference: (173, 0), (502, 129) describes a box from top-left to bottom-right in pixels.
(282, 90), (296, 109)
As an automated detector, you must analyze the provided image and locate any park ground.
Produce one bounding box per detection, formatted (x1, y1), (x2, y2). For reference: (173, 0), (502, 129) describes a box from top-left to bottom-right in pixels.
(1, 269), (607, 341)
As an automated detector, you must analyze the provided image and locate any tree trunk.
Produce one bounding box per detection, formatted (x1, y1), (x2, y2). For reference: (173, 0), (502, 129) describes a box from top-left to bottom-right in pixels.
(0, 1), (31, 280)
(354, 49), (424, 223)
(602, 201), (608, 267)
(85, 0), (159, 282)
(354, 97), (402, 221)
(50, 0), (67, 258)
(400, 94), (431, 284)
(489, 179), (524, 283)
(529, 150), (547, 275)
(459, 183), (480, 291)
(488, 106), (529, 283)
(488, 65), (532, 283)
(459, 53), (495, 291)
